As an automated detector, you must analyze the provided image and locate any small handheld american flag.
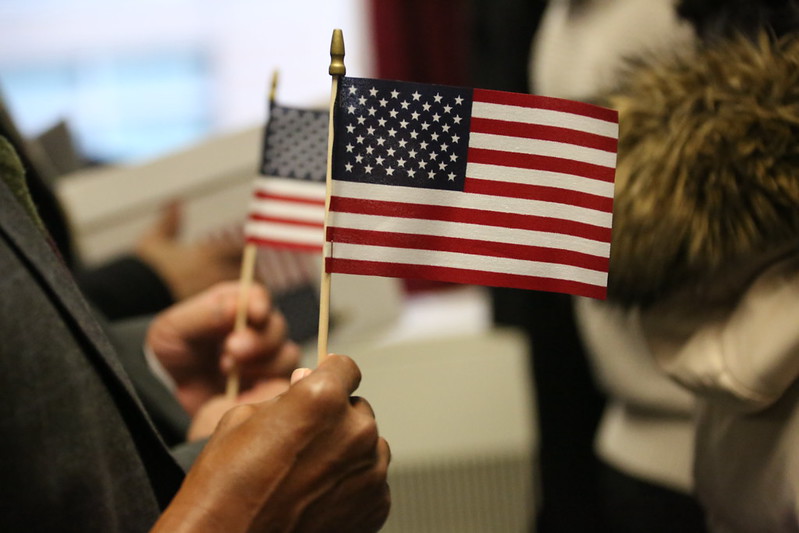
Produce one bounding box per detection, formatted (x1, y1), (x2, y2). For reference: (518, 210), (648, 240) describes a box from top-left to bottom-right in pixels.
(239, 102), (330, 345)
(244, 103), (328, 252)
(326, 76), (618, 299)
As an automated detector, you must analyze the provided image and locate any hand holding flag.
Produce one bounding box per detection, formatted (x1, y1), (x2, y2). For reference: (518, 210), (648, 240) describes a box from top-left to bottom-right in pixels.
(235, 30), (618, 370)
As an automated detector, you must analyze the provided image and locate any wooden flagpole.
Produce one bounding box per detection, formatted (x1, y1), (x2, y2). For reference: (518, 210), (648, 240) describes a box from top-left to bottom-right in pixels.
(225, 71), (281, 400)
(317, 29), (345, 365)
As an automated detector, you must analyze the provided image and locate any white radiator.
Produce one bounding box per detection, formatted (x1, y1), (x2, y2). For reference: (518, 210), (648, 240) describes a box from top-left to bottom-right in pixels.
(382, 452), (535, 533)
(336, 325), (539, 533)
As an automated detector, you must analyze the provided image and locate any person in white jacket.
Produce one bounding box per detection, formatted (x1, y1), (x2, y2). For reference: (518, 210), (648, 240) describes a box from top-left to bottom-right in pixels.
(641, 256), (799, 532)
(603, 8), (799, 528)
(530, 1), (706, 531)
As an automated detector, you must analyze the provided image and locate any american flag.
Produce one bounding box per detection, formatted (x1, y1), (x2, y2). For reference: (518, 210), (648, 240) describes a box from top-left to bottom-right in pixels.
(242, 102), (327, 339)
(326, 76), (618, 299)
(244, 102), (328, 251)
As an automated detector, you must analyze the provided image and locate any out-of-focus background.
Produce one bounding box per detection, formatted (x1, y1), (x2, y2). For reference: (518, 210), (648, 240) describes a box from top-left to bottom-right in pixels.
(0, 0), (374, 164)
(0, 1), (640, 531)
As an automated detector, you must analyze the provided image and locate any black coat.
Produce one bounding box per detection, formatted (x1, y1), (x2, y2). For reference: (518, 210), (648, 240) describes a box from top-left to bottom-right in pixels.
(0, 156), (184, 530)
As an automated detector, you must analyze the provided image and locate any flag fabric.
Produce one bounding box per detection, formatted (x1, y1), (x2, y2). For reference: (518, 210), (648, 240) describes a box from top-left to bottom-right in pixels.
(208, 220), (317, 293)
(202, 221), (320, 342)
(256, 246), (320, 294)
(241, 102), (327, 341)
(326, 76), (618, 299)
(244, 102), (328, 252)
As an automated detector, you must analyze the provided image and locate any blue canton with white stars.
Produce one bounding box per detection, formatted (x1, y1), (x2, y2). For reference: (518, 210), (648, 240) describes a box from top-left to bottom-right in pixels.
(262, 104), (329, 182)
(333, 77), (472, 191)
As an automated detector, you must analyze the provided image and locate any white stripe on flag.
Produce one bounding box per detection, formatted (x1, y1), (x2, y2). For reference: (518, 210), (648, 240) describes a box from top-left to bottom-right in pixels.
(253, 177), (327, 201)
(249, 200), (325, 224)
(471, 101), (619, 138)
(245, 221), (324, 247)
(465, 162), (615, 196)
(328, 242), (608, 286)
(333, 180), (613, 228)
(331, 210), (610, 257)
(468, 132), (617, 168)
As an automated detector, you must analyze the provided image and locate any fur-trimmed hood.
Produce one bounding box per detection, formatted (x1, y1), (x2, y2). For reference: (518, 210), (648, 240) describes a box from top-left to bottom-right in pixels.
(605, 33), (799, 307)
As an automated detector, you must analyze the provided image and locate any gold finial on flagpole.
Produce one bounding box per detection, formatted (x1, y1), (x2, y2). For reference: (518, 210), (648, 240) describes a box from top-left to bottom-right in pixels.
(317, 29), (345, 365)
(269, 70), (280, 103)
(329, 29), (346, 76)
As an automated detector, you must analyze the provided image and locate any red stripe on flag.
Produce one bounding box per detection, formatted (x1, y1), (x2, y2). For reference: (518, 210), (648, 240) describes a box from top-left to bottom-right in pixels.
(329, 196), (611, 241)
(325, 258), (607, 299)
(326, 227), (609, 272)
(473, 88), (619, 124)
(464, 178), (614, 212)
(248, 213), (325, 228)
(467, 147), (616, 182)
(245, 236), (322, 252)
(470, 117), (617, 153)
(254, 190), (326, 206)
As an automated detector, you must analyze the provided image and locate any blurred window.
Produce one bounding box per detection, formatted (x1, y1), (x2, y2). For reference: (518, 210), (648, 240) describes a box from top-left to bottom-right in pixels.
(1, 50), (211, 163)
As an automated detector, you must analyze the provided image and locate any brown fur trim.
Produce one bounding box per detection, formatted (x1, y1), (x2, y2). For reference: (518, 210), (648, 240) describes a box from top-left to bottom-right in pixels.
(605, 33), (799, 306)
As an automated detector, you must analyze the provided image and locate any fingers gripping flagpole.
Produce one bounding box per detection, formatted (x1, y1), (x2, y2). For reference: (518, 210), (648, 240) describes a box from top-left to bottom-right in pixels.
(225, 71), (281, 400)
(317, 29), (345, 365)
